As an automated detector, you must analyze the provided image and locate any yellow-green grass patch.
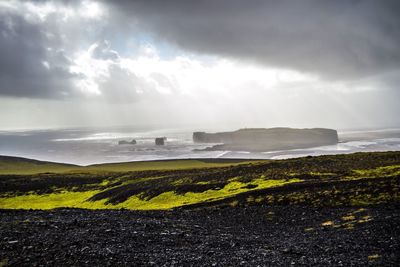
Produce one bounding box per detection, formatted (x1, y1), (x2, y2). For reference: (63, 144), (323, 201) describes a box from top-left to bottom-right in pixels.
(345, 165), (400, 181)
(0, 178), (302, 210)
(0, 191), (105, 210)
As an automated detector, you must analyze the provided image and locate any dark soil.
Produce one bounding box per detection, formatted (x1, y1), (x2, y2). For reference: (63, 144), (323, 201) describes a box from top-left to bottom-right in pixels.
(1, 204), (399, 266)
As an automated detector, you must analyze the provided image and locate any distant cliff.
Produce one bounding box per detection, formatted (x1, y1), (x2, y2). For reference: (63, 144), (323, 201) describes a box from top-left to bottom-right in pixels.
(193, 128), (338, 152)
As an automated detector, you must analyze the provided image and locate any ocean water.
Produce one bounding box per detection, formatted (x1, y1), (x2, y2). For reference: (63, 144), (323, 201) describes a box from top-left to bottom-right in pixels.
(0, 127), (399, 165)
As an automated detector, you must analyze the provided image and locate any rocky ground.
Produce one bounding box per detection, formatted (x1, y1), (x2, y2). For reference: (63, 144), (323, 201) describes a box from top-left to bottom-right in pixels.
(1, 204), (399, 266)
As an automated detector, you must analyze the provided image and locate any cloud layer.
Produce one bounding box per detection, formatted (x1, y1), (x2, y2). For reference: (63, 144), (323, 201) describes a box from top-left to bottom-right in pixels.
(0, 0), (399, 130)
(110, 0), (400, 80)
(1, 0), (399, 99)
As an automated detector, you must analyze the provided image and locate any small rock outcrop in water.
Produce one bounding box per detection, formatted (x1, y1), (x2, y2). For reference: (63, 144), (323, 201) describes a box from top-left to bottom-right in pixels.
(155, 137), (167, 146)
(193, 127), (338, 152)
(118, 139), (137, 145)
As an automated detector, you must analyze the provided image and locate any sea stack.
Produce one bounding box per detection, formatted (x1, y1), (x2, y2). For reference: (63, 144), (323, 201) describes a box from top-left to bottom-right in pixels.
(118, 139), (137, 145)
(155, 137), (166, 146)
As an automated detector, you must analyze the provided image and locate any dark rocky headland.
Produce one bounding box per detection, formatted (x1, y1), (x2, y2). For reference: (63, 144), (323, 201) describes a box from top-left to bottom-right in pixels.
(193, 127), (338, 152)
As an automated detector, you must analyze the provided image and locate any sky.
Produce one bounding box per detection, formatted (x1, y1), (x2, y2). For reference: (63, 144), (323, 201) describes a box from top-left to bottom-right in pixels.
(0, 0), (399, 131)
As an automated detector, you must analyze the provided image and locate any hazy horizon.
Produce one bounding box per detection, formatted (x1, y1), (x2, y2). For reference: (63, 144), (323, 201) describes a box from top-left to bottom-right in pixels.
(2, 123), (400, 134)
(1, 0), (400, 131)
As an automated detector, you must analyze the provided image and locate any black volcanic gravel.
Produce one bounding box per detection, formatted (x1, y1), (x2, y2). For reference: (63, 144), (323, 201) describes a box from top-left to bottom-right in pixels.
(0, 204), (399, 266)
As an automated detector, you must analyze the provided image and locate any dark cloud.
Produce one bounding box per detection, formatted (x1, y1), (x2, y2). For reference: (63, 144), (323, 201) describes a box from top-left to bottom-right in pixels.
(109, 0), (400, 80)
(0, 10), (78, 98)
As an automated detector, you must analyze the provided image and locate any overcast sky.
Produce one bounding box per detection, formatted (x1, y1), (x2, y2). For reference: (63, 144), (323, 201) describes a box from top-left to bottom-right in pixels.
(0, 0), (399, 131)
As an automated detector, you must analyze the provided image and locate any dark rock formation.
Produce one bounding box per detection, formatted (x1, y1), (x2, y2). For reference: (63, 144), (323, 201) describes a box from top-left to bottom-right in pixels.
(118, 139), (137, 145)
(155, 137), (167, 146)
(193, 128), (338, 152)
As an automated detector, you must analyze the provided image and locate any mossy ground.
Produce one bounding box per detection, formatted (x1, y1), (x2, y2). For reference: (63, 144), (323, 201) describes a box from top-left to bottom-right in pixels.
(0, 152), (399, 210)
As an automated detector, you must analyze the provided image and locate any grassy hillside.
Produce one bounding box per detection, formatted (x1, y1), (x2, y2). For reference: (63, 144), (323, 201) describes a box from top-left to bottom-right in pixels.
(0, 156), (262, 175)
(0, 152), (399, 210)
(0, 156), (80, 175)
(83, 158), (265, 173)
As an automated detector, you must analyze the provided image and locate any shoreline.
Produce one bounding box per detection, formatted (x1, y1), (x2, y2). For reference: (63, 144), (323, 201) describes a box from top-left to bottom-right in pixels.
(1, 149), (400, 167)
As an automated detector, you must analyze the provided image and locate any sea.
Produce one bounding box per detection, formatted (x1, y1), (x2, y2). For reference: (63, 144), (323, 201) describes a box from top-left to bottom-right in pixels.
(0, 126), (400, 166)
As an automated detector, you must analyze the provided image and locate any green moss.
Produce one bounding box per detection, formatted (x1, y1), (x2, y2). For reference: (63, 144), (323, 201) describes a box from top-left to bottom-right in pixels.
(196, 181), (211, 185)
(0, 191), (107, 210)
(0, 258), (8, 267)
(171, 178), (193, 186)
(368, 254), (381, 261)
(309, 172), (337, 176)
(119, 178), (302, 209)
(321, 220), (335, 227)
(246, 196), (255, 203)
(313, 209), (374, 232)
(350, 192), (400, 206)
(346, 165), (400, 180)
(229, 200), (239, 207)
(0, 178), (302, 210)
(288, 172), (336, 177)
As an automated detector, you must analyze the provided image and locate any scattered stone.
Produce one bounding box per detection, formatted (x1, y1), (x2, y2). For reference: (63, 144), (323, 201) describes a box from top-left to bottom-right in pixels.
(0, 204), (399, 266)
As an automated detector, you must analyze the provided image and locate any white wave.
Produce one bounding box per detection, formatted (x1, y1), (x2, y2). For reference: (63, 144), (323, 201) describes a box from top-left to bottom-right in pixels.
(216, 151), (230, 158)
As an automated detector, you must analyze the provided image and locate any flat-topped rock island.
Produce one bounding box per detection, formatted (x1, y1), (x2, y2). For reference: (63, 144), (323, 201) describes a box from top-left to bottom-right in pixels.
(194, 127), (339, 152)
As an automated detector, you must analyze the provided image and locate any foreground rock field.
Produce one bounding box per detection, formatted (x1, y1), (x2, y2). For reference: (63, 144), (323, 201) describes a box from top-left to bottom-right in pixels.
(1, 204), (399, 266)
